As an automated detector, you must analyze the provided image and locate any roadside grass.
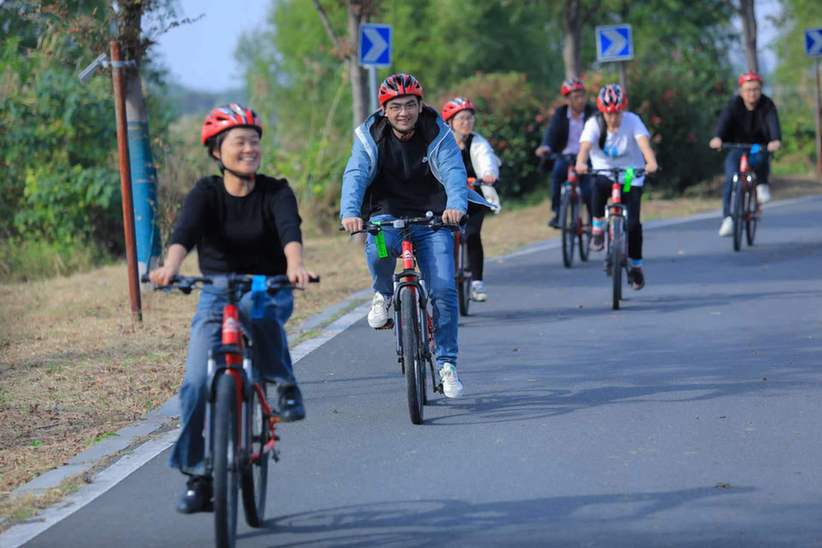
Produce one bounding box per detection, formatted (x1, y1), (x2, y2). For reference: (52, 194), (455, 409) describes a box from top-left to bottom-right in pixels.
(1, 176), (819, 529)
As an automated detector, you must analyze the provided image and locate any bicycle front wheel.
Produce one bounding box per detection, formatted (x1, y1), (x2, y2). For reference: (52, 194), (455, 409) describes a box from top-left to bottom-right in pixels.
(611, 220), (624, 311)
(578, 201), (591, 262)
(457, 237), (471, 316)
(241, 383), (269, 528)
(746, 177), (758, 246)
(213, 373), (240, 548)
(400, 287), (424, 425)
(560, 193), (575, 268)
(732, 178), (743, 252)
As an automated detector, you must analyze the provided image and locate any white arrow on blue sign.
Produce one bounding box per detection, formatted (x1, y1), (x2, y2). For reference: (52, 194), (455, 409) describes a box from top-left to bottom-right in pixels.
(595, 24), (633, 62)
(806, 28), (822, 57)
(359, 23), (392, 67)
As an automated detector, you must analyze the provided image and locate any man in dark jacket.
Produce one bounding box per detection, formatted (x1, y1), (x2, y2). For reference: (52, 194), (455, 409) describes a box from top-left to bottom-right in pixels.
(709, 71), (782, 237)
(535, 78), (596, 228)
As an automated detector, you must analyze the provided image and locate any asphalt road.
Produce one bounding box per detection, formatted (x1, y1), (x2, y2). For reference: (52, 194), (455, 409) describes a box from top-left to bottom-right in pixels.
(24, 198), (822, 547)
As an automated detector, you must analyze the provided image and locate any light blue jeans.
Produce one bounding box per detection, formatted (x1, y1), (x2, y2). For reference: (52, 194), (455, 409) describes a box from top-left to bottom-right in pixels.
(365, 214), (459, 366)
(169, 281), (295, 475)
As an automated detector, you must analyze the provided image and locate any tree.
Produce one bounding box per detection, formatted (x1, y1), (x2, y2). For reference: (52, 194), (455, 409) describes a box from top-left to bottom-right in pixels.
(734, 0), (759, 72)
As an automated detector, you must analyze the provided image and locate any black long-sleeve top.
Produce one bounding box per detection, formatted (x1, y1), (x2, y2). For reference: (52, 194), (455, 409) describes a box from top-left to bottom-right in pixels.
(540, 103), (596, 152)
(170, 175), (302, 276)
(714, 95), (782, 144)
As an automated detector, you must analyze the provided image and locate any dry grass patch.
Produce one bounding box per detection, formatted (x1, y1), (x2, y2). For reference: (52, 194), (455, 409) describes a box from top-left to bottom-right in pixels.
(0, 176), (819, 525)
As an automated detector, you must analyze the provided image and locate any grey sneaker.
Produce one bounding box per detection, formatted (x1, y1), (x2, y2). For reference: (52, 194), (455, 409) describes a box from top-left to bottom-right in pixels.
(718, 216), (733, 237)
(470, 281), (487, 302)
(438, 363), (464, 398)
(367, 292), (391, 328)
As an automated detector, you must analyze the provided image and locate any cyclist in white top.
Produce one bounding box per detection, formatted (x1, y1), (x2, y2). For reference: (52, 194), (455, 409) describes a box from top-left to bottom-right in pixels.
(576, 84), (658, 290)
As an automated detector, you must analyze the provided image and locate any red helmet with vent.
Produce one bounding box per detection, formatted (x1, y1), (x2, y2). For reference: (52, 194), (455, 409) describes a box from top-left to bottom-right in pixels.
(738, 71), (763, 87)
(378, 73), (423, 107)
(596, 84), (628, 113)
(201, 103), (262, 145)
(560, 78), (585, 96)
(441, 97), (476, 122)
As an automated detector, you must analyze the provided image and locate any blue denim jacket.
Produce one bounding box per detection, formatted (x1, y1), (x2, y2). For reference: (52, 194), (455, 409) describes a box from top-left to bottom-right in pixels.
(340, 107), (491, 219)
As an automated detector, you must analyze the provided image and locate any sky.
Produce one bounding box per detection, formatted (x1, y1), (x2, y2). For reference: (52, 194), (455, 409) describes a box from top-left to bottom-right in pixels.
(152, 0), (781, 94)
(151, 0), (270, 93)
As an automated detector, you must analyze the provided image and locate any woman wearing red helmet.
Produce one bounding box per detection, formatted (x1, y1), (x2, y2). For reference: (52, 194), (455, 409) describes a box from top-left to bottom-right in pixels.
(441, 96), (501, 302)
(148, 103), (315, 513)
(709, 71), (782, 237)
(576, 84), (659, 290)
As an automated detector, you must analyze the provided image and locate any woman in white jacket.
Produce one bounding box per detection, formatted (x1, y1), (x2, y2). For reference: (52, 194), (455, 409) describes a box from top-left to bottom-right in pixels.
(441, 97), (501, 302)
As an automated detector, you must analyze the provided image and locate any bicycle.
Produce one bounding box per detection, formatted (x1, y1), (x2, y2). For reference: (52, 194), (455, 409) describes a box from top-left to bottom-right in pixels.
(455, 180), (474, 316)
(589, 167), (645, 310)
(722, 143), (765, 252)
(553, 154), (592, 268)
(144, 273), (318, 548)
(349, 213), (461, 424)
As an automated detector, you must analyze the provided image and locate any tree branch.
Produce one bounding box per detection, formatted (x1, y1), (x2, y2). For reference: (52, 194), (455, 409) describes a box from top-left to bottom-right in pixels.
(312, 0), (341, 48)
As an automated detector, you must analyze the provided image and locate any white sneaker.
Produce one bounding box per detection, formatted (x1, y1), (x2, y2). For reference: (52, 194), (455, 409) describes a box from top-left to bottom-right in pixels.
(367, 292), (391, 328)
(718, 216), (733, 237)
(470, 281), (487, 302)
(756, 183), (771, 204)
(439, 363), (464, 398)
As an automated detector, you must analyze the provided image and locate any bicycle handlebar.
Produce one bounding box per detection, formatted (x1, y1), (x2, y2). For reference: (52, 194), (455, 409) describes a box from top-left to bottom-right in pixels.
(141, 273), (319, 294)
(720, 143), (767, 150)
(340, 212), (466, 236)
(589, 167), (648, 178)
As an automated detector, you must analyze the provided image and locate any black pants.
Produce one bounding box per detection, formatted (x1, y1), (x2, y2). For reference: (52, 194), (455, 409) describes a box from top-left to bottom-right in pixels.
(591, 176), (643, 261)
(466, 202), (486, 281)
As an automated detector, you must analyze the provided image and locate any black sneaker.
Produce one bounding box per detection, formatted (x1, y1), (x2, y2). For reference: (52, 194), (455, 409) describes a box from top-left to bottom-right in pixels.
(591, 232), (604, 251)
(547, 215), (560, 229)
(628, 267), (645, 290)
(278, 384), (306, 422)
(176, 475), (212, 514)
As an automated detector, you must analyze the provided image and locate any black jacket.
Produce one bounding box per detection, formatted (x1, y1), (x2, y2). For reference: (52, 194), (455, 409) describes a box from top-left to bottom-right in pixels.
(714, 95), (781, 144)
(540, 103), (597, 153)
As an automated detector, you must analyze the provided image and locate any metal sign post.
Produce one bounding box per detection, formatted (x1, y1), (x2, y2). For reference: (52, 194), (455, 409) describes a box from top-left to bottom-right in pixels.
(806, 28), (822, 177)
(596, 24), (633, 94)
(78, 44), (142, 322)
(359, 23), (392, 113)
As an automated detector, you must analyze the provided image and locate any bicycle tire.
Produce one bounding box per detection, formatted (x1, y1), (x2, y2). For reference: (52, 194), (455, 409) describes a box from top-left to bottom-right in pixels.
(611, 219), (623, 310)
(732, 177), (743, 252)
(213, 373), (240, 548)
(578, 201), (591, 262)
(457, 236), (471, 316)
(746, 175), (758, 246)
(560, 191), (574, 268)
(400, 288), (424, 425)
(241, 383), (269, 528)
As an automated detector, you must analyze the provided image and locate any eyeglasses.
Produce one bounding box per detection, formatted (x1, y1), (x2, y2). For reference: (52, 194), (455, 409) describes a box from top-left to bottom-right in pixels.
(453, 113), (475, 123)
(386, 101), (419, 114)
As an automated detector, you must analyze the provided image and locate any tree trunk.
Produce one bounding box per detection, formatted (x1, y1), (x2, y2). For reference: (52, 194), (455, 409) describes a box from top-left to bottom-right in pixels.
(562, 0), (581, 80)
(738, 0), (758, 73)
(347, 1), (370, 127)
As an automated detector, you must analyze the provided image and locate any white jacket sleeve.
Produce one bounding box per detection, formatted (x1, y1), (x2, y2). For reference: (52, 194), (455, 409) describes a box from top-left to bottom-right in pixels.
(469, 133), (501, 180)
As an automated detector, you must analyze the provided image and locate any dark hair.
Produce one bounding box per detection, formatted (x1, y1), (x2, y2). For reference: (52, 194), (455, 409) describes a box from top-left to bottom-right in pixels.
(206, 132), (228, 160)
(597, 113), (607, 150)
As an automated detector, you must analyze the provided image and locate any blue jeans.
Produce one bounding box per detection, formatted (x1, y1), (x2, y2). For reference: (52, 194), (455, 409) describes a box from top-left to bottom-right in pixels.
(551, 155), (592, 214)
(169, 282), (295, 475)
(365, 214), (459, 366)
(722, 149), (770, 217)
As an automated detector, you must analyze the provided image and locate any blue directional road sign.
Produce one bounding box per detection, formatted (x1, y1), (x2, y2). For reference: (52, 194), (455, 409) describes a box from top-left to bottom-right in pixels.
(806, 28), (822, 57)
(596, 24), (633, 62)
(359, 23), (392, 68)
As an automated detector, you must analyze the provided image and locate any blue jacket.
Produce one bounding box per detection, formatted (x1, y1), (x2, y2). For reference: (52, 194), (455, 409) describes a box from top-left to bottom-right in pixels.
(340, 106), (490, 219)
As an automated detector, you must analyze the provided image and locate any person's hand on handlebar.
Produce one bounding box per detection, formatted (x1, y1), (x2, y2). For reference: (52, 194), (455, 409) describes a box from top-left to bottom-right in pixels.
(442, 208), (464, 225)
(535, 145), (551, 158)
(575, 162), (589, 174)
(644, 159), (659, 174)
(287, 263), (316, 288)
(341, 217), (363, 233)
(709, 137), (722, 150)
(767, 140), (781, 153)
(149, 265), (178, 286)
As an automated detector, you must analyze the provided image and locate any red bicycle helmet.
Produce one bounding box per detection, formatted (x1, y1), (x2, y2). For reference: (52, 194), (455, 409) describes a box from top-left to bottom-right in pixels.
(560, 78), (585, 96)
(200, 103), (262, 145)
(441, 97), (476, 122)
(738, 71), (763, 87)
(378, 73), (423, 107)
(596, 84), (628, 113)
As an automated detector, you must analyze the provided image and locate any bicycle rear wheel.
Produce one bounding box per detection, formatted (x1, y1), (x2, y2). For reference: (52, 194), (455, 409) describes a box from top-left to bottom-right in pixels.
(745, 176), (758, 246)
(578, 201), (591, 262)
(213, 372), (240, 548)
(732, 177), (743, 252)
(400, 287), (424, 425)
(611, 219), (624, 310)
(560, 192), (575, 268)
(241, 383), (269, 528)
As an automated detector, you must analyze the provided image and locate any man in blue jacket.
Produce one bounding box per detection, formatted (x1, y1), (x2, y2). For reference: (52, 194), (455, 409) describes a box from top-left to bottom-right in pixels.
(340, 73), (488, 398)
(535, 78), (596, 228)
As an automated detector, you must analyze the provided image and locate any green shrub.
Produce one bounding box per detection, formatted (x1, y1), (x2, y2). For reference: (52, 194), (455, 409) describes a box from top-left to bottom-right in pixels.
(0, 238), (105, 283)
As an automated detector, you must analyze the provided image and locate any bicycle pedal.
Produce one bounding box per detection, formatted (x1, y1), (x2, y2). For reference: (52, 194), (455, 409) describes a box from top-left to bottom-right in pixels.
(272, 449), (280, 463)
